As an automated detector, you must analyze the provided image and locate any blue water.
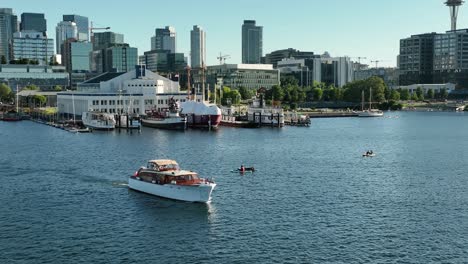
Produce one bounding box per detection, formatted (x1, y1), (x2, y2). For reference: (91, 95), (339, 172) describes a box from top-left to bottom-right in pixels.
(1, 112), (468, 263)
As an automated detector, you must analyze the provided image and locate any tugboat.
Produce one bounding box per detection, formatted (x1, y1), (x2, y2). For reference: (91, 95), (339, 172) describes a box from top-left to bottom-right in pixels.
(141, 98), (186, 130)
(129, 159), (216, 203)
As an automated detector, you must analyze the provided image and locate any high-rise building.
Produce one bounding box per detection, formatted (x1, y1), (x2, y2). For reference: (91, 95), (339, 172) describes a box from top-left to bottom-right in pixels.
(242, 20), (263, 64)
(20, 13), (46, 35)
(104, 44), (138, 72)
(143, 50), (186, 73)
(433, 29), (468, 87)
(63, 15), (89, 41)
(151, 26), (176, 53)
(399, 33), (438, 85)
(12, 31), (54, 65)
(93, 31), (124, 50)
(190, 25), (206, 68)
(0, 8), (18, 62)
(62, 39), (92, 72)
(56, 21), (78, 54)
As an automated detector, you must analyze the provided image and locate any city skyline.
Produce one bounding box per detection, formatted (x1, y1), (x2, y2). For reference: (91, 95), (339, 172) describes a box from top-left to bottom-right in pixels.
(3, 0), (468, 67)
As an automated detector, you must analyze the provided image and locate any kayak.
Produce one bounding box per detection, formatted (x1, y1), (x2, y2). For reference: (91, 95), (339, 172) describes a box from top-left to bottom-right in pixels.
(230, 170), (254, 173)
(362, 154), (376, 157)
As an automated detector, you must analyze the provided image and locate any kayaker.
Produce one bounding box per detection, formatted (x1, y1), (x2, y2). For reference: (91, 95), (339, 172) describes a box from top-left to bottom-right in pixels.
(240, 165), (245, 172)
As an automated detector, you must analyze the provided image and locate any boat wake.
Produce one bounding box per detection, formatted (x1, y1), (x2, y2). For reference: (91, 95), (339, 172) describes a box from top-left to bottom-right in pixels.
(112, 182), (128, 187)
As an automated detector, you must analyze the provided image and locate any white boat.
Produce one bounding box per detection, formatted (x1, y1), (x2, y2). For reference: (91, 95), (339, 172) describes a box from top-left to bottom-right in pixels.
(141, 98), (186, 130)
(358, 89), (384, 117)
(82, 111), (116, 130)
(180, 101), (221, 129)
(247, 98), (284, 127)
(128, 159), (216, 203)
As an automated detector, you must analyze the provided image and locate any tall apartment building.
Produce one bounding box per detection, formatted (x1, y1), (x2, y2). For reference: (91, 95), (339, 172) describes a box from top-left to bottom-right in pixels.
(0, 8), (18, 62)
(399, 33), (438, 85)
(242, 20), (262, 64)
(55, 21), (78, 54)
(20, 13), (46, 35)
(63, 14), (89, 41)
(433, 29), (468, 87)
(151, 26), (176, 53)
(190, 25), (206, 68)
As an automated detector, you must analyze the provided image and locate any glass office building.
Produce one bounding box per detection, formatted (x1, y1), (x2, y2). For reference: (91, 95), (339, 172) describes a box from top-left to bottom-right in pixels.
(0, 8), (18, 62)
(20, 13), (46, 35)
(63, 15), (89, 41)
(104, 45), (138, 72)
(242, 20), (263, 64)
(12, 31), (54, 65)
(93, 32), (124, 50)
(62, 39), (92, 72)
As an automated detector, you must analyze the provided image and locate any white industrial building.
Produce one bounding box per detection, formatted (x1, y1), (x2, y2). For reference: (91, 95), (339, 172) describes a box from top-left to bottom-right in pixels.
(57, 66), (198, 118)
(394, 83), (456, 94)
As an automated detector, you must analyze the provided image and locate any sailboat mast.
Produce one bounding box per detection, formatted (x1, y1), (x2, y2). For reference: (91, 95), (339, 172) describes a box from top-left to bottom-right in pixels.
(72, 93), (76, 124)
(16, 85), (19, 113)
(369, 88), (372, 110)
(361, 90), (364, 111)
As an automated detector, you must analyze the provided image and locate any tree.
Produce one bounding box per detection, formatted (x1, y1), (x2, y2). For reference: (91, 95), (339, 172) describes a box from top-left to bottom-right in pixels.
(440, 88), (448, 100)
(0, 83), (12, 100)
(32, 94), (46, 107)
(427, 89), (435, 100)
(54, 85), (63, 91)
(280, 76), (298, 87)
(416, 87), (424, 101)
(1, 55), (6, 64)
(271, 85), (284, 101)
(411, 93), (419, 101)
(25, 84), (39, 90)
(400, 89), (410, 100)
(312, 88), (323, 101)
(390, 90), (400, 101)
(342, 76), (386, 102)
(238, 86), (252, 100)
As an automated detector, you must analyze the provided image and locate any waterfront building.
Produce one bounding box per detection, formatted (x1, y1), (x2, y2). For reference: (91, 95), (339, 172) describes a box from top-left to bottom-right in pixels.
(433, 29), (468, 88)
(151, 26), (176, 53)
(277, 56), (354, 87)
(0, 64), (69, 90)
(55, 21), (78, 54)
(263, 48), (318, 68)
(93, 31), (124, 51)
(57, 65), (197, 117)
(190, 25), (206, 68)
(205, 64), (279, 90)
(399, 33), (438, 85)
(242, 20), (262, 64)
(394, 83), (455, 94)
(0, 8), (18, 62)
(63, 14), (89, 41)
(20, 13), (46, 36)
(12, 31), (54, 65)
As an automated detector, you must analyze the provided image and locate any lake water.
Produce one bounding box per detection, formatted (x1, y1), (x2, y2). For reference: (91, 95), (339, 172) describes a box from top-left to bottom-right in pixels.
(1, 112), (467, 263)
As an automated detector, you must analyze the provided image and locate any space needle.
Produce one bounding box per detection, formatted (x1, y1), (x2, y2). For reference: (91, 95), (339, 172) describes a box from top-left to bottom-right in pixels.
(445, 0), (465, 31)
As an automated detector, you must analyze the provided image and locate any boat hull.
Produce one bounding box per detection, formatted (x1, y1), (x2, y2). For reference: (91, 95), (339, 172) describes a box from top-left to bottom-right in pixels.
(128, 177), (215, 203)
(358, 111), (384, 117)
(186, 114), (221, 129)
(141, 118), (186, 130)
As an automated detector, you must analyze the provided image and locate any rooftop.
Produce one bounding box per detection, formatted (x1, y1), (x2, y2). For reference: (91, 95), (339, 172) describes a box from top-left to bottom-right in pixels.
(82, 72), (126, 84)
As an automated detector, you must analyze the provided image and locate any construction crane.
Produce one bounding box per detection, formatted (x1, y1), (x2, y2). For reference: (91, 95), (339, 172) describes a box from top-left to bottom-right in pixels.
(217, 53), (231, 65)
(89, 21), (110, 43)
(351, 57), (367, 64)
(370, 60), (387, 68)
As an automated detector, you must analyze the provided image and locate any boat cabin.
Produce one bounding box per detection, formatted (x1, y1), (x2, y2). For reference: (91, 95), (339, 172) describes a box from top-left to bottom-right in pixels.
(136, 169), (203, 186)
(147, 159), (180, 172)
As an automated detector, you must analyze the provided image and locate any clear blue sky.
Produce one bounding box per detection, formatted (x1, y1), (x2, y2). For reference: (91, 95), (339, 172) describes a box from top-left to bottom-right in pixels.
(4, 0), (467, 67)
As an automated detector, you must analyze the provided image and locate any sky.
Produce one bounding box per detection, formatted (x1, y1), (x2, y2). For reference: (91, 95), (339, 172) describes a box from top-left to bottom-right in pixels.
(4, 0), (468, 67)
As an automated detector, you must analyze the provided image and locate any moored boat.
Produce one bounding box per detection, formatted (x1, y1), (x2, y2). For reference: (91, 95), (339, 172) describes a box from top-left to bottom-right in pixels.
(180, 101), (221, 129)
(82, 111), (116, 130)
(358, 89), (384, 117)
(128, 159), (216, 203)
(141, 98), (186, 130)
